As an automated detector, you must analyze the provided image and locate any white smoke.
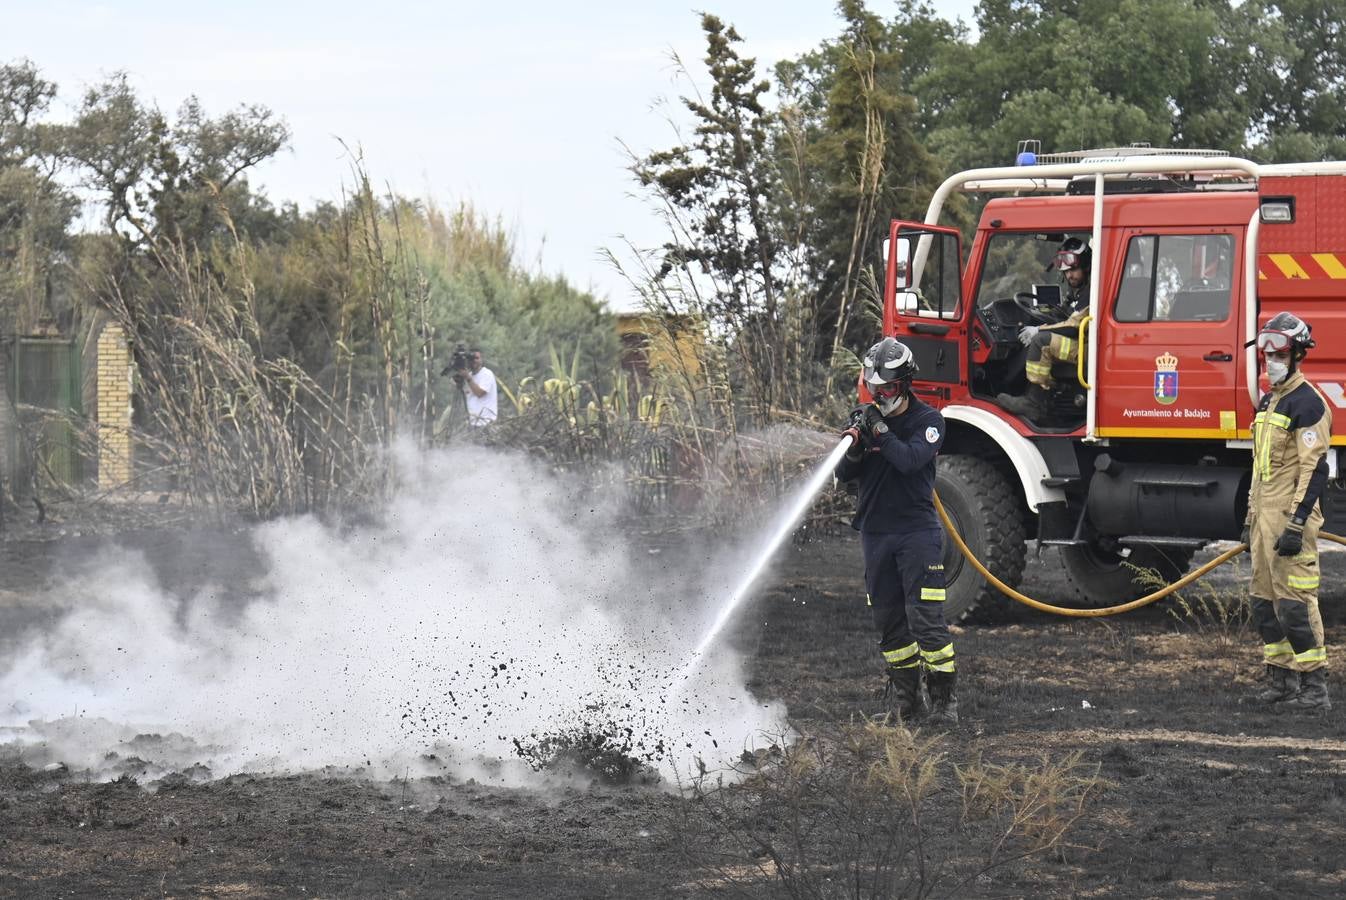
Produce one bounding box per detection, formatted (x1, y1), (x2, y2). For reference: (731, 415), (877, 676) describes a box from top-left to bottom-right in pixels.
(0, 443), (791, 785)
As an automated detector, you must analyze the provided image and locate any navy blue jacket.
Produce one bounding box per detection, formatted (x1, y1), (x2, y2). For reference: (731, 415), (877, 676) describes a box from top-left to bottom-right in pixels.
(835, 396), (945, 533)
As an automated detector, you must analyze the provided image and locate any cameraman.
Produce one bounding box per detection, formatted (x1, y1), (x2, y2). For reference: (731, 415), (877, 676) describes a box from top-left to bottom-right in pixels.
(453, 346), (497, 427)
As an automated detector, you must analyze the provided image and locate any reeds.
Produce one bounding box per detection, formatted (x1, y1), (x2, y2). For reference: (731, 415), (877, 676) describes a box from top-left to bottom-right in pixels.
(99, 234), (379, 517)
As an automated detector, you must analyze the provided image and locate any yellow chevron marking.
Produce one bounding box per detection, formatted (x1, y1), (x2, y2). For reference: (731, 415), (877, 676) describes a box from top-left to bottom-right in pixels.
(1312, 253), (1346, 279)
(1258, 269), (1267, 280)
(1269, 254), (1310, 279)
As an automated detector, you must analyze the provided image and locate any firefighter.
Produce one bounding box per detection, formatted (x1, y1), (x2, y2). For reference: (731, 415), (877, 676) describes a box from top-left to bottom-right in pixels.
(995, 237), (1092, 424)
(1244, 312), (1332, 711)
(837, 337), (958, 725)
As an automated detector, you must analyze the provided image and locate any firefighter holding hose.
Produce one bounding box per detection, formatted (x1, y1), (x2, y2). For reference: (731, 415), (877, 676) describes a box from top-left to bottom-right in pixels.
(837, 337), (958, 725)
(1244, 312), (1332, 711)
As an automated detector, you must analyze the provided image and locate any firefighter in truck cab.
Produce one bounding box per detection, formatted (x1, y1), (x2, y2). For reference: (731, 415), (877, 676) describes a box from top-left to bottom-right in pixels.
(996, 237), (1091, 425)
(837, 338), (958, 726)
(1244, 312), (1332, 712)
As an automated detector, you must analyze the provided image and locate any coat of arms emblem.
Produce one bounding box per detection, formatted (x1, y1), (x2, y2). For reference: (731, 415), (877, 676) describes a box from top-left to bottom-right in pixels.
(1154, 352), (1179, 405)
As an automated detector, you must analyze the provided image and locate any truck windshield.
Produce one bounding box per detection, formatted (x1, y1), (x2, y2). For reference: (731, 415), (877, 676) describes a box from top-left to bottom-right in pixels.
(973, 232), (1090, 308)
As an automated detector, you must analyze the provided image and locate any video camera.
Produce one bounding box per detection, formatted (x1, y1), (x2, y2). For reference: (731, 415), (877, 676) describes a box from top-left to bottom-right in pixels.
(441, 342), (472, 379)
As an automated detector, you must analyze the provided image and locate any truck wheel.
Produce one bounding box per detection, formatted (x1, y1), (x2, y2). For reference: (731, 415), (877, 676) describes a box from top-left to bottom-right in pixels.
(935, 455), (1026, 622)
(1059, 543), (1196, 606)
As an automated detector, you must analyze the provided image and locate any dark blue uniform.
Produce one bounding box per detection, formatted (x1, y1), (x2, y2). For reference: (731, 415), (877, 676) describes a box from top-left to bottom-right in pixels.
(835, 396), (954, 674)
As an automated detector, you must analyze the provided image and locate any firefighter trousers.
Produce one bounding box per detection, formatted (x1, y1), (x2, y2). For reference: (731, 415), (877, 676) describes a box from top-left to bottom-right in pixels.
(1025, 330), (1080, 389)
(862, 528), (955, 673)
(1250, 512), (1327, 672)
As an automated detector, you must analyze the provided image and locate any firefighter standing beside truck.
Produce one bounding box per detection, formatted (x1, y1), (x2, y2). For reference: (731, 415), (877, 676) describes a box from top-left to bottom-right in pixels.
(1244, 312), (1332, 711)
(996, 237), (1092, 425)
(837, 337), (959, 725)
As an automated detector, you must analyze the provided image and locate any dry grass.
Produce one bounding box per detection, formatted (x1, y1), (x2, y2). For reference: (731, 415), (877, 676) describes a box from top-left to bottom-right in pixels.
(675, 718), (1107, 898)
(956, 749), (1104, 861)
(1129, 556), (1253, 649)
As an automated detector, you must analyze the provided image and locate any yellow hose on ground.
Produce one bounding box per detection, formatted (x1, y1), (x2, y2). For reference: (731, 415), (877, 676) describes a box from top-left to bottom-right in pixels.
(933, 491), (1346, 618)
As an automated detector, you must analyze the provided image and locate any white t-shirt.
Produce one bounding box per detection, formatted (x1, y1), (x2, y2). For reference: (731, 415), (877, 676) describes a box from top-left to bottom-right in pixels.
(465, 366), (498, 426)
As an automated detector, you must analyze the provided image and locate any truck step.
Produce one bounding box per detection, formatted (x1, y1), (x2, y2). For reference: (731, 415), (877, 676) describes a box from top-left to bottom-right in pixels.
(1116, 535), (1209, 549)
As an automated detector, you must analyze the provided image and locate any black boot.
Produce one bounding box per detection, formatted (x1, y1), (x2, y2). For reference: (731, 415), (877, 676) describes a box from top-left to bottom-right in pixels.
(1281, 669), (1331, 711)
(884, 666), (926, 722)
(1255, 665), (1300, 703)
(926, 670), (959, 726)
(995, 385), (1053, 424)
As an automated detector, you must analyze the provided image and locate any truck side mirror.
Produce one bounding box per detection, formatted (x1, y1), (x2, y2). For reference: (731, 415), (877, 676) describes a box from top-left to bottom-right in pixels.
(888, 237), (911, 288)
(895, 289), (924, 312)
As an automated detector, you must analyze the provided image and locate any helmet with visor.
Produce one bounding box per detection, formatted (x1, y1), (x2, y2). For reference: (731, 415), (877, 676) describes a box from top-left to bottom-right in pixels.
(862, 337), (918, 414)
(1053, 237), (1092, 273)
(1255, 312), (1314, 356)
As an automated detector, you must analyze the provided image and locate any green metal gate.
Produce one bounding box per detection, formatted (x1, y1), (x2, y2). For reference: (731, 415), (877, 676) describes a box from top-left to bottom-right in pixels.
(5, 335), (83, 486)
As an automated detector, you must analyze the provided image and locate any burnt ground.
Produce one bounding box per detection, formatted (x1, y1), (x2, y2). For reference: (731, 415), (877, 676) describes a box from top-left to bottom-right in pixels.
(2, 517), (1346, 898)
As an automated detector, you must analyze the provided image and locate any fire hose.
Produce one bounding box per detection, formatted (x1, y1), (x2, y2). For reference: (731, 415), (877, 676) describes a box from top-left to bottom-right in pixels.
(933, 491), (1346, 618)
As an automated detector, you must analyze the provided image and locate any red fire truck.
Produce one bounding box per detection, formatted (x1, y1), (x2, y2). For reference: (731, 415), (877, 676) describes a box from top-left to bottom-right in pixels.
(884, 146), (1346, 620)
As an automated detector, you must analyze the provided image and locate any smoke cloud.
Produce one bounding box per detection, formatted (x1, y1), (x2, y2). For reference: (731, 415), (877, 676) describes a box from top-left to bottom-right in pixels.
(0, 443), (790, 785)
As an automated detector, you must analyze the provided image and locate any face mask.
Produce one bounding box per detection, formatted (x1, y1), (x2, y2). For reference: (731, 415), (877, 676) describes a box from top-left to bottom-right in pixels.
(1266, 359), (1290, 385)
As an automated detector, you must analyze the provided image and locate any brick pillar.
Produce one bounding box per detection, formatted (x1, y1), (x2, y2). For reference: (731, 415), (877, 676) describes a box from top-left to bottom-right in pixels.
(97, 324), (134, 489)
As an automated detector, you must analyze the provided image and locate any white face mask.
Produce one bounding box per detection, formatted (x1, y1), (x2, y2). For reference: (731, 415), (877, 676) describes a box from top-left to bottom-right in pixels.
(1266, 359), (1290, 385)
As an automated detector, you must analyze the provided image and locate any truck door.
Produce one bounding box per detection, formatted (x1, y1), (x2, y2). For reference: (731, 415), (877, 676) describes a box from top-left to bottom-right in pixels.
(884, 221), (965, 398)
(1096, 229), (1243, 438)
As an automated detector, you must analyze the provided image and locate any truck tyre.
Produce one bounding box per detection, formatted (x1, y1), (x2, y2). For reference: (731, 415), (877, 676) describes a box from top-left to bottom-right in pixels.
(1059, 543), (1196, 607)
(935, 455), (1026, 622)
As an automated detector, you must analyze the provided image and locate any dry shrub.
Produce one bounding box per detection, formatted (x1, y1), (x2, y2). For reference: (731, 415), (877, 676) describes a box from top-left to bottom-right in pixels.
(1127, 556), (1252, 648)
(956, 749), (1104, 862)
(677, 719), (1106, 898)
(1165, 585), (1252, 648)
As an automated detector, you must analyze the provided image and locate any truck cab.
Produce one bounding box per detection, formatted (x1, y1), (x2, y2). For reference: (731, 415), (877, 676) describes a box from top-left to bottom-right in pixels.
(882, 148), (1346, 620)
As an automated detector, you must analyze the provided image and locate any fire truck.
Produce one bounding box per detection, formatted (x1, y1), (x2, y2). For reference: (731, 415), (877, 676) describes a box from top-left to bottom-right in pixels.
(883, 145), (1346, 620)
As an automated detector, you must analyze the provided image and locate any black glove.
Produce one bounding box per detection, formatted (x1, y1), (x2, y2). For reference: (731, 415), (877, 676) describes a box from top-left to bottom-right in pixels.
(1239, 522), (1250, 545)
(841, 406), (868, 452)
(863, 404), (888, 438)
(1274, 518), (1305, 557)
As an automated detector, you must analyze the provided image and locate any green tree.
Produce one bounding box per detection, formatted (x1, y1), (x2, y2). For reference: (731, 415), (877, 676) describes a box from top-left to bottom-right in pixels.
(0, 60), (77, 334)
(1239, 0), (1346, 161)
(149, 96), (289, 246)
(888, 0), (1346, 166)
(633, 13), (797, 421)
(247, 192), (615, 439)
(776, 0), (958, 391)
(56, 73), (288, 248)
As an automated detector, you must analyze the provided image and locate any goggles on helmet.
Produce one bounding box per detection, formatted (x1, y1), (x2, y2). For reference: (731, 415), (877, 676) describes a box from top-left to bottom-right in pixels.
(1256, 331), (1293, 352)
(1055, 250), (1084, 271)
(871, 381), (904, 400)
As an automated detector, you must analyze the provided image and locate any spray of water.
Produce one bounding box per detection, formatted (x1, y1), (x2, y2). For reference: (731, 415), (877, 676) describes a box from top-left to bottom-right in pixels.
(683, 434), (854, 669)
(0, 442), (792, 785)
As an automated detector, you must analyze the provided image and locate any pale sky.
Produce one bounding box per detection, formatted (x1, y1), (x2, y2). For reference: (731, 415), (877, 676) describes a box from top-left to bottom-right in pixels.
(5, 1), (978, 311)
